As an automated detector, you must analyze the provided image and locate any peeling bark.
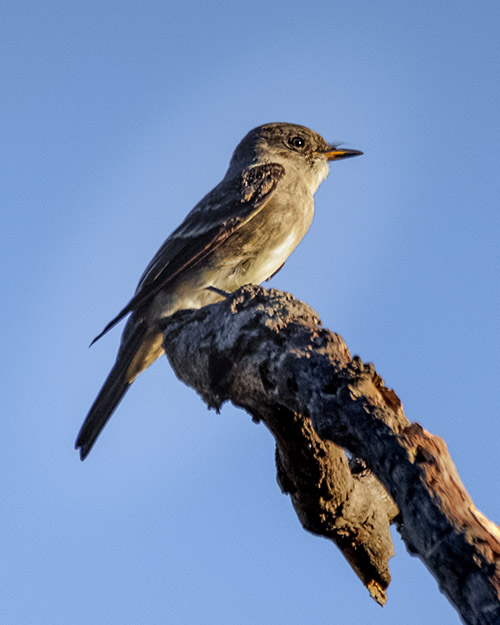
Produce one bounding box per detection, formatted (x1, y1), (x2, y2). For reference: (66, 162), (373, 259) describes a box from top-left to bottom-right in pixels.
(162, 285), (500, 623)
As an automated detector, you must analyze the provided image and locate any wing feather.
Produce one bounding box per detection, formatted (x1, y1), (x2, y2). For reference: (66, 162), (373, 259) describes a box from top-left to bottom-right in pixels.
(90, 163), (285, 345)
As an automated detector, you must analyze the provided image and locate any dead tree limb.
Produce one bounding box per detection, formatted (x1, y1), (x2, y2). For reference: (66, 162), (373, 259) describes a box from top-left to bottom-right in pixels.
(161, 285), (500, 624)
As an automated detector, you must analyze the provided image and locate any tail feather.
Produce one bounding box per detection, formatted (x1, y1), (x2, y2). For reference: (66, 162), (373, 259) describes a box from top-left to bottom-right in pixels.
(76, 324), (146, 460)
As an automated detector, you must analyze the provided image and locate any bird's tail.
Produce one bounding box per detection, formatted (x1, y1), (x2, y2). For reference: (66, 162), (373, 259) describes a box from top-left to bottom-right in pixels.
(75, 323), (147, 461)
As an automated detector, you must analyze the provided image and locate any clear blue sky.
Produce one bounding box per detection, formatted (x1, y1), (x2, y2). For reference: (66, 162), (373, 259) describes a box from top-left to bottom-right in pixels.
(2, 2), (500, 623)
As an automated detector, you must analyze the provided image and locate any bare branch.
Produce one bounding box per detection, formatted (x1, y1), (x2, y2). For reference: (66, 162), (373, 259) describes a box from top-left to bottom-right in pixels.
(162, 285), (500, 623)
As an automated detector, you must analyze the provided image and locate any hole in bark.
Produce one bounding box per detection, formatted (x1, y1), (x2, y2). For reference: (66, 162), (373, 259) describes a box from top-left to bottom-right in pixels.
(208, 353), (233, 397)
(259, 362), (274, 391)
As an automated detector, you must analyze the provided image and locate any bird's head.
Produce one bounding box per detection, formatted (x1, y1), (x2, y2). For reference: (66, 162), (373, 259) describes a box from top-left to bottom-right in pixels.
(228, 122), (363, 194)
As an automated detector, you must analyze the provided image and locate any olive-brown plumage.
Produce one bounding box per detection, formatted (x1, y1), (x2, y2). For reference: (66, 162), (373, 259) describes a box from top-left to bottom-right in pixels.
(75, 122), (362, 459)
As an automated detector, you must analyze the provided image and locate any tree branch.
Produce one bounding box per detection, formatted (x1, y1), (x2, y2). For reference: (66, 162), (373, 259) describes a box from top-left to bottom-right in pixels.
(161, 285), (500, 623)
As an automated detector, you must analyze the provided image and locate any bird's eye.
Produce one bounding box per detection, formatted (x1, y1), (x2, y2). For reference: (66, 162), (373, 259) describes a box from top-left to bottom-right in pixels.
(289, 136), (305, 149)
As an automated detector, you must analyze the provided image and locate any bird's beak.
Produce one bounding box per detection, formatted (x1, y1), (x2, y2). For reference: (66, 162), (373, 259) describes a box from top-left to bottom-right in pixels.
(321, 147), (364, 161)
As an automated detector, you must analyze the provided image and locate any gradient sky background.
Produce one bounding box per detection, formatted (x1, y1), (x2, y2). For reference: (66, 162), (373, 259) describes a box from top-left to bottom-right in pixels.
(2, 2), (500, 623)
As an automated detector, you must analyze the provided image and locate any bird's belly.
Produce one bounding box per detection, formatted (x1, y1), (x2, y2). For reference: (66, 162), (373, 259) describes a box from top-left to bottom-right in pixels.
(244, 197), (312, 273)
(236, 228), (300, 284)
(209, 198), (313, 290)
(166, 238), (298, 312)
(150, 198), (314, 317)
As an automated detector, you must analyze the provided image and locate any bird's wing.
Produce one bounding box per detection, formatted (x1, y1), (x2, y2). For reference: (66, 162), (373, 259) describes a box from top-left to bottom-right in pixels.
(90, 162), (285, 344)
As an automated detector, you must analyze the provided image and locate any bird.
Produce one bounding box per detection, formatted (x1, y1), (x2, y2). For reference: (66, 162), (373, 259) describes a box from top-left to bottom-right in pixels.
(75, 122), (363, 460)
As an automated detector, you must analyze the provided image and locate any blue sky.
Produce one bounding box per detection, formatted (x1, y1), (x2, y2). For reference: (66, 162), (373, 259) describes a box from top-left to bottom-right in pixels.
(2, 2), (500, 623)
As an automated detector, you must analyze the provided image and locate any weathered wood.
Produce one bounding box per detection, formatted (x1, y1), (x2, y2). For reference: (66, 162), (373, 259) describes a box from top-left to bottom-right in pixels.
(162, 285), (500, 623)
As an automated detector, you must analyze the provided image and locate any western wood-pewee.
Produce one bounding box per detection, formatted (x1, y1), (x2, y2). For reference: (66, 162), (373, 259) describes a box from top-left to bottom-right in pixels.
(75, 122), (362, 459)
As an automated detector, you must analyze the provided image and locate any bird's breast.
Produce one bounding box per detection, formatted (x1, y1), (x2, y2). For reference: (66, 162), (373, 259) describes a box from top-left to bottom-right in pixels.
(214, 191), (315, 287)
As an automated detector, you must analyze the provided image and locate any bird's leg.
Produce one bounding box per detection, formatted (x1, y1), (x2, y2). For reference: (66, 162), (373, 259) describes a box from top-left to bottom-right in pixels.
(205, 285), (232, 298)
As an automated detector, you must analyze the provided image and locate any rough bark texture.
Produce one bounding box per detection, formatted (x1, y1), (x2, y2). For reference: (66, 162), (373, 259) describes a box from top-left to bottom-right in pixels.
(161, 285), (500, 623)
